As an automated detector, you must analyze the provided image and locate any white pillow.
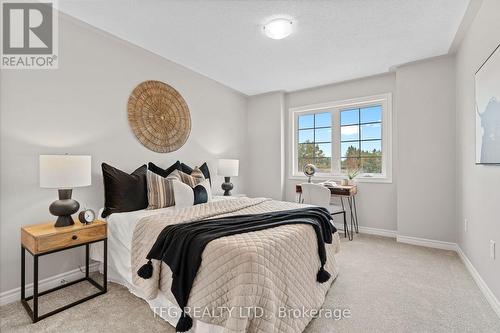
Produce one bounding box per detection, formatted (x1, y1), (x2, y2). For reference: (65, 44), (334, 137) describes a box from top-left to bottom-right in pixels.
(172, 180), (194, 208)
(172, 178), (212, 208)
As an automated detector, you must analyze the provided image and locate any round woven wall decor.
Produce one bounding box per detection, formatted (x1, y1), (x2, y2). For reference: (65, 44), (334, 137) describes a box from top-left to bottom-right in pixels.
(128, 80), (191, 153)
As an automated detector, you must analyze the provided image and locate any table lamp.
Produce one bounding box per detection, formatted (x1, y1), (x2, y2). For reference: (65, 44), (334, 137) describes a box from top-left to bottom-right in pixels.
(217, 159), (239, 196)
(39, 155), (91, 227)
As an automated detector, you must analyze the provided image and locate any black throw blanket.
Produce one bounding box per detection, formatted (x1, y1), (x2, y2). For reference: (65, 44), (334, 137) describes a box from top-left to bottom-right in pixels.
(137, 207), (336, 332)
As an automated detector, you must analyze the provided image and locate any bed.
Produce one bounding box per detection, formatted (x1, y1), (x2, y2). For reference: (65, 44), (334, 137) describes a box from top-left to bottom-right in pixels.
(91, 196), (340, 333)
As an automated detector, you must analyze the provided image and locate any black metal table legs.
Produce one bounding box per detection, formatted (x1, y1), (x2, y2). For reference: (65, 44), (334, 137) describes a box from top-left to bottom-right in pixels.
(339, 196), (359, 240)
(339, 198), (352, 240)
(298, 192), (359, 240)
(21, 239), (107, 323)
(346, 197), (359, 234)
(352, 196), (359, 233)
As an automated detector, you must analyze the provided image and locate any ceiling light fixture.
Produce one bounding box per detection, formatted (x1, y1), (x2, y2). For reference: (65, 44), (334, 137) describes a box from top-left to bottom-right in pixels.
(263, 18), (293, 40)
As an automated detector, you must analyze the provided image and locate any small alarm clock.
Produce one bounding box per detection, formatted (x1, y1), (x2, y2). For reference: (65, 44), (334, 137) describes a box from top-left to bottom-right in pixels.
(78, 209), (96, 224)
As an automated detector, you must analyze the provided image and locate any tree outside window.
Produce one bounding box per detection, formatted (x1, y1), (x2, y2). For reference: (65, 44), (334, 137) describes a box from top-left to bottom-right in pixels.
(297, 112), (331, 173)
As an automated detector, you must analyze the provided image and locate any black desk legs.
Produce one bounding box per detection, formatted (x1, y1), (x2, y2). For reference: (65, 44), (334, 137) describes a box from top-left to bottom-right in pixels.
(299, 193), (358, 240)
(340, 198), (353, 240)
(340, 196), (359, 240)
(347, 197), (359, 234)
(346, 198), (355, 238)
(352, 196), (359, 233)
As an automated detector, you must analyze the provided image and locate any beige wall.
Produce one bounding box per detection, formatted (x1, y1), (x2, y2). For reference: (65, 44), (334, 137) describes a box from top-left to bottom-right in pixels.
(0, 14), (248, 293)
(396, 56), (457, 242)
(455, 0), (500, 301)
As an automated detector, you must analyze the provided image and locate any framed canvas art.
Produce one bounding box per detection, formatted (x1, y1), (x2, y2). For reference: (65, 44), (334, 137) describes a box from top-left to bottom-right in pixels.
(475, 44), (500, 164)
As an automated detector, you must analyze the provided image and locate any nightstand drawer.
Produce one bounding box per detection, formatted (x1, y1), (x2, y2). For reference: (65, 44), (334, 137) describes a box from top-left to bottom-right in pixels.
(37, 225), (106, 253)
(21, 221), (107, 254)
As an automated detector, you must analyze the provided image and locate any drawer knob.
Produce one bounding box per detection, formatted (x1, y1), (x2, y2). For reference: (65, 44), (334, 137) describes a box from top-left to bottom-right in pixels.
(72, 235), (78, 240)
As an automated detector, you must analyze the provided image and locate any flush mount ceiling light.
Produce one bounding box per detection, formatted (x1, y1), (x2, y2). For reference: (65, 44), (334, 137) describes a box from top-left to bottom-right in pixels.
(263, 18), (293, 40)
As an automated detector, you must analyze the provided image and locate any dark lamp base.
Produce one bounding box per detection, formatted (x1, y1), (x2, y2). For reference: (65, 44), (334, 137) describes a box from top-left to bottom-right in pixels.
(221, 177), (233, 196)
(49, 189), (80, 228)
(54, 216), (75, 227)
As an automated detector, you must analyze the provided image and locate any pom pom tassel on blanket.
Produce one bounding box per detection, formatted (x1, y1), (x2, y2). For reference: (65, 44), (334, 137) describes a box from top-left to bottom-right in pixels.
(317, 265), (331, 283)
(137, 260), (153, 279)
(176, 312), (193, 332)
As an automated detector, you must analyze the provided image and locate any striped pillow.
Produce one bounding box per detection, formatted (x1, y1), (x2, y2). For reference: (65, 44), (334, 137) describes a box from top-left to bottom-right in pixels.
(190, 167), (205, 183)
(171, 168), (205, 187)
(147, 169), (205, 209)
(146, 170), (179, 209)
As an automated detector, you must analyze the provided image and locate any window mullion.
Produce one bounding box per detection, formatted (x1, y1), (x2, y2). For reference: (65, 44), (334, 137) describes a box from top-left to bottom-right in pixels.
(332, 109), (341, 175)
(313, 114), (316, 165)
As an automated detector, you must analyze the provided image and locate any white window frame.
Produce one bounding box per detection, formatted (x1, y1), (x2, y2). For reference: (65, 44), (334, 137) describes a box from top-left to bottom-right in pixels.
(289, 93), (392, 183)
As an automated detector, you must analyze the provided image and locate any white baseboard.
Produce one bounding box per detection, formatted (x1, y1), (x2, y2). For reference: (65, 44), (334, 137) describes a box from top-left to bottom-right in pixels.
(396, 235), (458, 251)
(333, 223), (397, 238)
(0, 262), (100, 306)
(394, 234), (499, 319)
(456, 246), (500, 318)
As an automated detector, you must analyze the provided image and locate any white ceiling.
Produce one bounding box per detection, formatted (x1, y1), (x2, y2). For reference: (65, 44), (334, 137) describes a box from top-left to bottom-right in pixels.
(58, 0), (470, 96)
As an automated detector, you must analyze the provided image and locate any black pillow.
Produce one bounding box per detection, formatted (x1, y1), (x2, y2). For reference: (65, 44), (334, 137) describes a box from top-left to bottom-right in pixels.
(180, 162), (211, 185)
(101, 163), (148, 218)
(179, 162), (193, 174)
(148, 161), (181, 178)
(193, 184), (209, 205)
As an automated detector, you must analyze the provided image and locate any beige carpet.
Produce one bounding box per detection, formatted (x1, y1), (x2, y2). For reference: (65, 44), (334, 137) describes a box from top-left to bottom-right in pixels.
(1, 234), (499, 332)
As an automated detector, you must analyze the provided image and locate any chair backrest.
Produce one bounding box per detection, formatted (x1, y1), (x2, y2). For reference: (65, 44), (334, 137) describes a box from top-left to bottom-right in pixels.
(300, 183), (331, 208)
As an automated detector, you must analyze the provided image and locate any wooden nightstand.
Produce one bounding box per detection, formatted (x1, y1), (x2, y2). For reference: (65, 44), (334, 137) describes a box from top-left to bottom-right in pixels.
(21, 220), (107, 322)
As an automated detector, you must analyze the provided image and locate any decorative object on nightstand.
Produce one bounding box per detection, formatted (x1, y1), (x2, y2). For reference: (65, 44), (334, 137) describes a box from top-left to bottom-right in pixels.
(217, 159), (239, 196)
(303, 163), (317, 183)
(39, 155), (91, 227)
(21, 220), (107, 322)
(78, 208), (96, 224)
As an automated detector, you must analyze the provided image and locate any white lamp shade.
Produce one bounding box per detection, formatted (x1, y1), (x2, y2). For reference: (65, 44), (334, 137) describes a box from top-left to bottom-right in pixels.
(39, 155), (92, 189)
(217, 159), (239, 177)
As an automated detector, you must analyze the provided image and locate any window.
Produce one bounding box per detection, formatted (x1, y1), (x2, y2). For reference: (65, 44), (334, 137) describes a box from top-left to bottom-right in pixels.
(297, 112), (332, 173)
(340, 106), (382, 174)
(290, 94), (392, 182)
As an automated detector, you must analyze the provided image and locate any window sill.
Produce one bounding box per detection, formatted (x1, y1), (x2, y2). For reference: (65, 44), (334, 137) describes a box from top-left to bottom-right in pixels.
(288, 175), (393, 184)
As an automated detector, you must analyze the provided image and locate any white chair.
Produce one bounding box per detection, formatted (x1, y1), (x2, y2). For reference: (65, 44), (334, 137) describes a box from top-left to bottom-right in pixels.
(300, 183), (351, 240)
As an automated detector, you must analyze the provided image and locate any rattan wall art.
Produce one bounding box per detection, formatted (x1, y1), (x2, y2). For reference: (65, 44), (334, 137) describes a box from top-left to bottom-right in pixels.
(128, 80), (191, 153)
